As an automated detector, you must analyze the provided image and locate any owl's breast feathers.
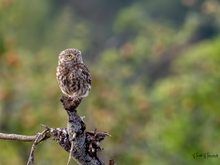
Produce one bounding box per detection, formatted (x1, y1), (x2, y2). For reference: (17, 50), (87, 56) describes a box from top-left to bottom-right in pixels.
(57, 63), (91, 98)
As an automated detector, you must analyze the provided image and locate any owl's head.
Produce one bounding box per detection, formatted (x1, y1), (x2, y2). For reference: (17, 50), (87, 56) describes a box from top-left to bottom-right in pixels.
(58, 48), (83, 64)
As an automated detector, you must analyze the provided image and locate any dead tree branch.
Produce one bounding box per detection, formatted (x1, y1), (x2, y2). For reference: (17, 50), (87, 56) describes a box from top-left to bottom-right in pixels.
(60, 95), (110, 165)
(0, 95), (111, 165)
(0, 133), (36, 142)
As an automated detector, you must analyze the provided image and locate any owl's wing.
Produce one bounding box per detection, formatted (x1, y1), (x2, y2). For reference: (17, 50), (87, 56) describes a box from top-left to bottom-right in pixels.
(70, 63), (91, 88)
(74, 63), (92, 86)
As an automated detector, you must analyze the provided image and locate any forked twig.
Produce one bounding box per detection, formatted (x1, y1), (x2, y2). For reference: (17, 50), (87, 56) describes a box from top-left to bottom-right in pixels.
(27, 128), (51, 165)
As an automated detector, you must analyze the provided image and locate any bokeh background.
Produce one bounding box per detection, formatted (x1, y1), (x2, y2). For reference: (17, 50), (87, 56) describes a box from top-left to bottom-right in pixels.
(0, 0), (220, 164)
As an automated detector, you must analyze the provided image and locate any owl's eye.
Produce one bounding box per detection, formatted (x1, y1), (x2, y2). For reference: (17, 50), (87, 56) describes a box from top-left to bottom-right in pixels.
(66, 54), (72, 59)
(73, 57), (77, 62)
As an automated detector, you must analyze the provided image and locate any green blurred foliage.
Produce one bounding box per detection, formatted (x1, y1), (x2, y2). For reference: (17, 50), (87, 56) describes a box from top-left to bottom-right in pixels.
(0, 0), (220, 164)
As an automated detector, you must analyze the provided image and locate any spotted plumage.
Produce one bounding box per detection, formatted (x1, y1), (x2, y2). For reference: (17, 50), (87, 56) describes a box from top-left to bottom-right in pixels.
(56, 48), (91, 99)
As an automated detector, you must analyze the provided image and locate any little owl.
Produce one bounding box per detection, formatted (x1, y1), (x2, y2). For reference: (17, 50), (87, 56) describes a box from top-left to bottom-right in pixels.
(56, 48), (91, 100)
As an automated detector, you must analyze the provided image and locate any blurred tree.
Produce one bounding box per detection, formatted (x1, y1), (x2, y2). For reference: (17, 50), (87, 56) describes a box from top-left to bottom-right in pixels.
(0, 0), (220, 164)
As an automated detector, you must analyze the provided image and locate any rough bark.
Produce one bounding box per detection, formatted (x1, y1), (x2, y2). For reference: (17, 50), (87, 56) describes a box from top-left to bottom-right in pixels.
(59, 96), (109, 165)
(0, 95), (111, 165)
